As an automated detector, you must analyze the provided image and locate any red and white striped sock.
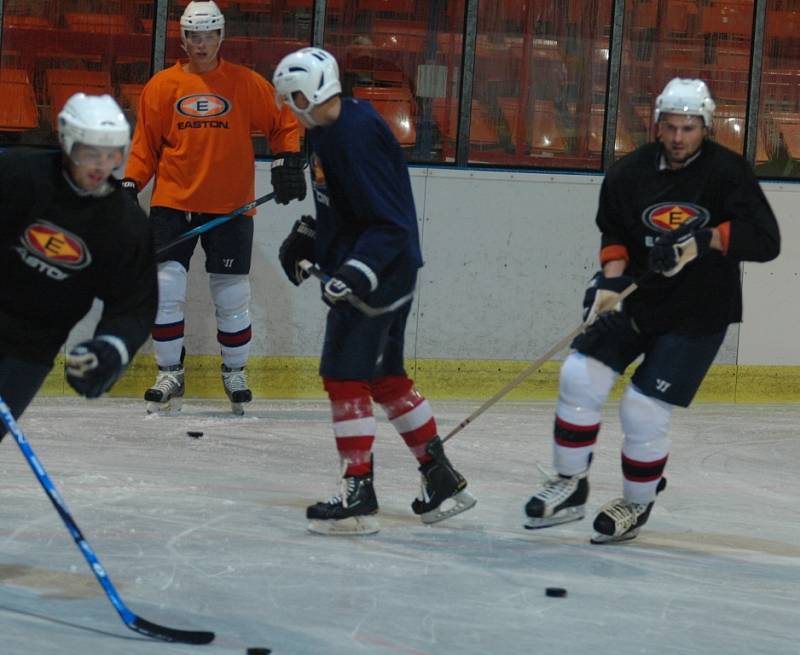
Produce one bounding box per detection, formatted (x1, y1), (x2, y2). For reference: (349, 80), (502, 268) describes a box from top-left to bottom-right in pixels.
(372, 375), (437, 465)
(324, 379), (375, 477)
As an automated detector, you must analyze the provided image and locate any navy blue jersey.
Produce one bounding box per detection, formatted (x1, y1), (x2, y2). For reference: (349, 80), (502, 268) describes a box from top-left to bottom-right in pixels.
(0, 149), (157, 365)
(307, 98), (422, 286)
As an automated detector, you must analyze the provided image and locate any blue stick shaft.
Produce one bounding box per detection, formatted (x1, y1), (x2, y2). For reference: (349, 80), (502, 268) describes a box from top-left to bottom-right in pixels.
(0, 398), (214, 644)
(155, 191), (276, 255)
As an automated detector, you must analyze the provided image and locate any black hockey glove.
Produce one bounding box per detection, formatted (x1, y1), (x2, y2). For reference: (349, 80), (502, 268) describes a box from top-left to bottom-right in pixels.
(270, 152), (307, 205)
(323, 262), (375, 306)
(65, 337), (125, 399)
(120, 178), (139, 204)
(572, 310), (639, 353)
(649, 220), (713, 277)
(582, 272), (634, 322)
(279, 215), (316, 286)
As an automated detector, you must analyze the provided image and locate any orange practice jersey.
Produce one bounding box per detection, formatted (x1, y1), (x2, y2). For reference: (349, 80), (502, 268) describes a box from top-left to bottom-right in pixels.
(125, 58), (300, 215)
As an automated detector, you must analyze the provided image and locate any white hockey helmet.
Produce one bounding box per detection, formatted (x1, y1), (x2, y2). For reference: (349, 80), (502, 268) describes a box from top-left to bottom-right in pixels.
(273, 47), (341, 126)
(58, 93), (130, 166)
(180, 0), (225, 41)
(654, 77), (716, 126)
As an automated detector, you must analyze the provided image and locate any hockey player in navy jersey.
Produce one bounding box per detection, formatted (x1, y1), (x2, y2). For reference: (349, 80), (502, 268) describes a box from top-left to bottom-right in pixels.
(524, 78), (780, 544)
(273, 47), (476, 535)
(0, 93), (157, 438)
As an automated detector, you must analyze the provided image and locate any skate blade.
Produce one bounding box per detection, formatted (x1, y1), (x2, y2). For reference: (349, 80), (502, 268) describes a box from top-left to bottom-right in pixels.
(145, 397), (183, 415)
(230, 402), (245, 416)
(307, 515), (380, 536)
(590, 526), (641, 545)
(524, 506), (585, 530)
(419, 490), (477, 525)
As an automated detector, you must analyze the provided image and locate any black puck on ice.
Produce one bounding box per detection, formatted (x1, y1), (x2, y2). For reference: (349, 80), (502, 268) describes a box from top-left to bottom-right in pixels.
(545, 587), (567, 598)
(186, 431), (204, 438)
(246, 649), (271, 655)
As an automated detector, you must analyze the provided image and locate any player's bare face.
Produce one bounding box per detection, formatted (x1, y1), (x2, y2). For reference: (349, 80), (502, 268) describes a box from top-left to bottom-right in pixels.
(67, 144), (123, 192)
(658, 114), (706, 169)
(184, 31), (221, 71)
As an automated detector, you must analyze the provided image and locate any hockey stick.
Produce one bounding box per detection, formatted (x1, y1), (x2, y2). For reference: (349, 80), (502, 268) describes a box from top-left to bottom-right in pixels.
(442, 273), (655, 444)
(0, 398), (214, 645)
(155, 191), (276, 255)
(298, 259), (415, 317)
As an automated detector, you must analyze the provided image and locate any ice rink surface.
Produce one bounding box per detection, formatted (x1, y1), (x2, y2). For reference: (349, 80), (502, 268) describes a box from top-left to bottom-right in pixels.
(1, 397), (798, 655)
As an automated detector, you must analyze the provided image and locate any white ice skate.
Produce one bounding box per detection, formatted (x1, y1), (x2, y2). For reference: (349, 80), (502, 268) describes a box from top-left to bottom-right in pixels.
(221, 364), (252, 415)
(524, 469), (589, 529)
(590, 477), (667, 545)
(144, 365), (185, 415)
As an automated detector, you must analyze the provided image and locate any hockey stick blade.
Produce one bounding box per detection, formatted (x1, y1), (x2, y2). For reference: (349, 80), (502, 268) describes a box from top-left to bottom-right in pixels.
(442, 274), (651, 443)
(156, 191), (276, 255)
(131, 617), (214, 644)
(298, 259), (414, 317)
(0, 399), (215, 646)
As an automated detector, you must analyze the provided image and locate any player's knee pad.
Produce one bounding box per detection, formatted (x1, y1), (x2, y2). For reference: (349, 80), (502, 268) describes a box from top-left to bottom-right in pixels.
(209, 273), (251, 329)
(619, 384), (673, 446)
(156, 260), (187, 322)
(556, 353), (617, 424)
(370, 375), (414, 404)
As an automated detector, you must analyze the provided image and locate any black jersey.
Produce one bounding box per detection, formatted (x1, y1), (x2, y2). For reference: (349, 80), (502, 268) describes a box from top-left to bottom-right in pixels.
(596, 140), (780, 335)
(0, 149), (157, 365)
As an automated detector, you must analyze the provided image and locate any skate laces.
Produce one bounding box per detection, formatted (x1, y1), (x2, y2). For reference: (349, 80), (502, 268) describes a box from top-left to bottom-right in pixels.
(222, 366), (248, 393)
(151, 369), (183, 394)
(533, 463), (578, 503)
(322, 460), (354, 509)
(599, 498), (648, 531)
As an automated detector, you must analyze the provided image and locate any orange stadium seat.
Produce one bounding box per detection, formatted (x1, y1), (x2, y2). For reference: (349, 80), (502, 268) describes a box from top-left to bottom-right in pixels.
(64, 12), (129, 34)
(353, 85), (417, 147)
(3, 14), (51, 28)
(0, 69), (40, 131)
(588, 104), (637, 156)
(499, 97), (567, 154)
(46, 69), (113, 129)
(432, 98), (499, 147)
(118, 83), (145, 121)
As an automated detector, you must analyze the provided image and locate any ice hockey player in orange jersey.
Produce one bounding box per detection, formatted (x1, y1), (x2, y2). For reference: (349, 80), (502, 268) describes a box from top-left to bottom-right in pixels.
(123, 1), (305, 415)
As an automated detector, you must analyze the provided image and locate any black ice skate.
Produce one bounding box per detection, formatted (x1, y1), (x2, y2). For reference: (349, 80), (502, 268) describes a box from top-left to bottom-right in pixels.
(524, 471), (589, 529)
(144, 363), (185, 414)
(411, 437), (476, 524)
(221, 364), (252, 415)
(306, 470), (380, 536)
(590, 477), (667, 545)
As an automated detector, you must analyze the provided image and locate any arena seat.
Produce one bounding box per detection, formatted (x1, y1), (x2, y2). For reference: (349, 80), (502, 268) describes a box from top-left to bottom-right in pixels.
(46, 69), (113, 129)
(0, 69), (40, 131)
(432, 98), (499, 147)
(64, 12), (129, 34)
(498, 97), (567, 154)
(352, 85), (417, 147)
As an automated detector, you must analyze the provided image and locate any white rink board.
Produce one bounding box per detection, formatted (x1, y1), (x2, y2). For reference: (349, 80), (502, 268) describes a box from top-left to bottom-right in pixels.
(69, 165), (797, 366)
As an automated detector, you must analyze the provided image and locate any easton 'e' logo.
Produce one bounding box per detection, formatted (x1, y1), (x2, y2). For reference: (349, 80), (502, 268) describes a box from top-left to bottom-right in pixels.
(642, 202), (710, 233)
(23, 221), (91, 269)
(175, 94), (231, 118)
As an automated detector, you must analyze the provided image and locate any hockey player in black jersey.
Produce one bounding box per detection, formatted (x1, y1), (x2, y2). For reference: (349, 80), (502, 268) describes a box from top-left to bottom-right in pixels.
(0, 93), (157, 438)
(273, 47), (476, 535)
(524, 78), (780, 544)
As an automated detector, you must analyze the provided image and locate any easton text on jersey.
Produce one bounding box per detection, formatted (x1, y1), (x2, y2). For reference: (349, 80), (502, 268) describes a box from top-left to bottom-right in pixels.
(178, 120), (230, 130)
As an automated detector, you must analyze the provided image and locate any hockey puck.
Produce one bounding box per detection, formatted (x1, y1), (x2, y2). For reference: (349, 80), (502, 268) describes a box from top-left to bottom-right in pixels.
(186, 431), (204, 438)
(246, 649), (271, 655)
(545, 587), (567, 598)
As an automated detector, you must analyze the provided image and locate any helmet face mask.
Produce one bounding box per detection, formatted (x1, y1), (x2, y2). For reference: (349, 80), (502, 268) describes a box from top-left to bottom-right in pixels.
(654, 77), (716, 127)
(273, 48), (342, 127)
